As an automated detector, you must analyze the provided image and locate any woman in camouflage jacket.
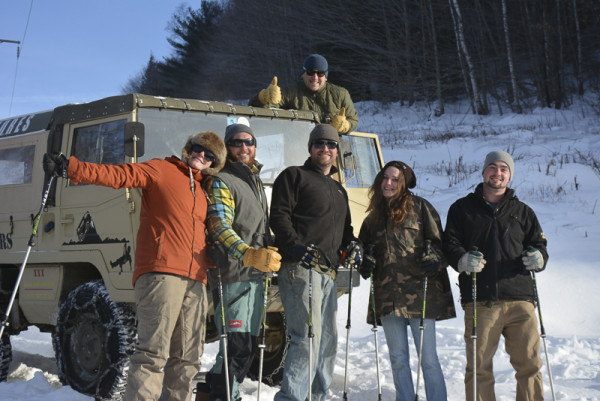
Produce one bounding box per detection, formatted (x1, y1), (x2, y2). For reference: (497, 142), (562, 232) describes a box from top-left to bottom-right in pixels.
(359, 161), (455, 401)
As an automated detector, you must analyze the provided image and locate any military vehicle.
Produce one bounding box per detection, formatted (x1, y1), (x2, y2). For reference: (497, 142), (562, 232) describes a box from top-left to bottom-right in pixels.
(0, 93), (384, 400)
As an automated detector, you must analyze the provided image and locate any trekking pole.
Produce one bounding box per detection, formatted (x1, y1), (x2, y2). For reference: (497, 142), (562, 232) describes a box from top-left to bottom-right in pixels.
(414, 240), (431, 401)
(369, 274), (382, 401)
(471, 247), (478, 401)
(342, 250), (355, 401)
(531, 271), (557, 401)
(1, 174), (55, 339)
(257, 275), (270, 401)
(414, 276), (428, 401)
(308, 263), (314, 401)
(216, 265), (231, 401)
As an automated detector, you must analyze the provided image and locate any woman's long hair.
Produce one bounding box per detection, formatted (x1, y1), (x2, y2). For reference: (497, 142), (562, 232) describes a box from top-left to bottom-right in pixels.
(366, 161), (415, 226)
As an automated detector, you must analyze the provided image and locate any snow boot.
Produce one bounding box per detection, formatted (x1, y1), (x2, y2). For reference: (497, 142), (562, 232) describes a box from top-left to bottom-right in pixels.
(195, 379), (210, 401)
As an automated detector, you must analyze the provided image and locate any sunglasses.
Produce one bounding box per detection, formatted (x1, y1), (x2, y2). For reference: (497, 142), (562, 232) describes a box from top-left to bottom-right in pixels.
(190, 144), (215, 163)
(305, 69), (326, 78)
(313, 140), (338, 150)
(228, 138), (256, 148)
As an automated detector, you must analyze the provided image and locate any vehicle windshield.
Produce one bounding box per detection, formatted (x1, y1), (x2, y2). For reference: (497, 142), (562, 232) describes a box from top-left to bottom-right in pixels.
(138, 108), (315, 185)
(342, 135), (382, 188)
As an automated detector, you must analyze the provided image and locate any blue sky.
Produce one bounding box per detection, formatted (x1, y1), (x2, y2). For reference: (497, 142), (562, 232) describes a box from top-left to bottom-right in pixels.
(1, 1), (191, 119)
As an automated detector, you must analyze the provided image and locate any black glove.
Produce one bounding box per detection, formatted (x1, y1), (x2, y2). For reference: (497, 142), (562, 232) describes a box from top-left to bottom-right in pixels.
(292, 243), (318, 270)
(360, 254), (376, 279)
(359, 244), (375, 279)
(345, 241), (363, 267)
(421, 240), (441, 277)
(43, 153), (69, 178)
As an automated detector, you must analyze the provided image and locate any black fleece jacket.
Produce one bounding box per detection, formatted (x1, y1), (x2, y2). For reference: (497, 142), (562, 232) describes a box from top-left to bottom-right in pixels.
(443, 183), (548, 304)
(270, 158), (356, 268)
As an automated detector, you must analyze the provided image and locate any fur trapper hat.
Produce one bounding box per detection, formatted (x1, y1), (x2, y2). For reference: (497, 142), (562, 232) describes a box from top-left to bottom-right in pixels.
(181, 130), (226, 176)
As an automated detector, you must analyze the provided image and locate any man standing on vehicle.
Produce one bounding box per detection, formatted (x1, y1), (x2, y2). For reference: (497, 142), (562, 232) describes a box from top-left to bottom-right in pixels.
(203, 123), (281, 401)
(249, 54), (358, 134)
(443, 150), (548, 401)
(43, 131), (227, 401)
(270, 124), (363, 401)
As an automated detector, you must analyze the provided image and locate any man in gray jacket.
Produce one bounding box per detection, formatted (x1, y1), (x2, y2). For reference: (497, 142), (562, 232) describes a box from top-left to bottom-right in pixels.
(203, 123), (281, 401)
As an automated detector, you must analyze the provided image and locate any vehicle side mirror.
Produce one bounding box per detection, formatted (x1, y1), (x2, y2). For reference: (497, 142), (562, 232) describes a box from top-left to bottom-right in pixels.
(124, 122), (145, 159)
(339, 138), (353, 171)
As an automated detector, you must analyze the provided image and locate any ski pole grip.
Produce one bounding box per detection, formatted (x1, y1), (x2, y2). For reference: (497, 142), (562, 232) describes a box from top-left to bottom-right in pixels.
(469, 245), (482, 257)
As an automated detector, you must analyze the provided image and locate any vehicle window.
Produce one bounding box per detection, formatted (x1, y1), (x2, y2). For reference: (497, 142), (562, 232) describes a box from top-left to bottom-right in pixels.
(248, 118), (313, 184)
(137, 108), (315, 185)
(343, 135), (382, 188)
(72, 120), (126, 165)
(0, 145), (35, 185)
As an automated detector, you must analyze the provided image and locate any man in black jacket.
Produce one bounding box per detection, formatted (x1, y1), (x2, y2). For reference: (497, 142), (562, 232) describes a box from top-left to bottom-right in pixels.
(443, 150), (548, 401)
(270, 124), (362, 401)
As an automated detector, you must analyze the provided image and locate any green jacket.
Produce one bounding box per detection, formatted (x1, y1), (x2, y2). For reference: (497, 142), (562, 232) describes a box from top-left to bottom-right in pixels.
(249, 81), (358, 133)
(359, 196), (456, 325)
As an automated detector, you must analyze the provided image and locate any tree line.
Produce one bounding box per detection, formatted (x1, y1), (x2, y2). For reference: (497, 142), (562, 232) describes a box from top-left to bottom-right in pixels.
(124, 0), (600, 115)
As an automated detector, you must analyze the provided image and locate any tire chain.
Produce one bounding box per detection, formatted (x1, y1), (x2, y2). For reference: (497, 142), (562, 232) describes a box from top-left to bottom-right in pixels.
(54, 280), (136, 401)
(262, 332), (289, 387)
(0, 333), (11, 382)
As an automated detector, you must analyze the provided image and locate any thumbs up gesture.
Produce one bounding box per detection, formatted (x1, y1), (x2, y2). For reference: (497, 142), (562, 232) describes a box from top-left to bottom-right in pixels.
(258, 76), (282, 105)
(330, 107), (351, 133)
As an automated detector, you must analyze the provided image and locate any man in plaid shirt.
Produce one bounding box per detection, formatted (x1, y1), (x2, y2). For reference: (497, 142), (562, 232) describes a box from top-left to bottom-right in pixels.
(202, 123), (281, 401)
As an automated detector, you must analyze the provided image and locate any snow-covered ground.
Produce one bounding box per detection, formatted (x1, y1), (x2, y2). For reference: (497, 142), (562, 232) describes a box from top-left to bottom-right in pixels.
(2, 96), (600, 400)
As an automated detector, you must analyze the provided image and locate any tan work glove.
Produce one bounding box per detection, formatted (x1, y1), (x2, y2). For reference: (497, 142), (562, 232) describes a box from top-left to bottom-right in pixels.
(243, 246), (282, 272)
(330, 107), (351, 133)
(258, 76), (282, 105)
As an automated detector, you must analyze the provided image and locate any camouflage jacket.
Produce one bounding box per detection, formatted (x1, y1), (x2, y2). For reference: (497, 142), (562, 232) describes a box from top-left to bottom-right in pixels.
(359, 196), (456, 325)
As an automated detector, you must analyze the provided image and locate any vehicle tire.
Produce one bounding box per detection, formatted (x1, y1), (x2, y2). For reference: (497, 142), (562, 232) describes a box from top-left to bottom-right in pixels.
(248, 312), (288, 386)
(0, 331), (11, 382)
(52, 280), (136, 400)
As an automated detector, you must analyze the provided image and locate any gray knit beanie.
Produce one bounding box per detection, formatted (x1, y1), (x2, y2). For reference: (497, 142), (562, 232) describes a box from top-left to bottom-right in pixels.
(224, 123), (255, 146)
(483, 150), (514, 181)
(307, 124), (339, 151)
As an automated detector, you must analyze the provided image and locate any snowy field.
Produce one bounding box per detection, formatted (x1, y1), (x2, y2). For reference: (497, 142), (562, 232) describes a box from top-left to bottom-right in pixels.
(2, 96), (600, 400)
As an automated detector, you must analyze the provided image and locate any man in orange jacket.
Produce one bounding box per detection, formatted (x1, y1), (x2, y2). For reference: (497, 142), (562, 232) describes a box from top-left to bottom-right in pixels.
(43, 131), (226, 401)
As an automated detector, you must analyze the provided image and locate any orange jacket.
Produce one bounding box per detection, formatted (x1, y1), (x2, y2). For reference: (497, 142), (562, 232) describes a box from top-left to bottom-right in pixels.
(68, 156), (212, 286)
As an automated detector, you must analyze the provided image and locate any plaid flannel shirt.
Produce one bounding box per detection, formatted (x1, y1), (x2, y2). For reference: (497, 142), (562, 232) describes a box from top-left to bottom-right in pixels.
(206, 164), (262, 260)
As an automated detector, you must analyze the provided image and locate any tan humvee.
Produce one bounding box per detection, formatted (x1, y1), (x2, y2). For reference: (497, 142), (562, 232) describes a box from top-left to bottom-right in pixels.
(0, 94), (384, 400)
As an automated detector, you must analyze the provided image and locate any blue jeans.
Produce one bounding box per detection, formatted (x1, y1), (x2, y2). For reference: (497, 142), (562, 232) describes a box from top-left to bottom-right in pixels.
(380, 315), (447, 401)
(275, 263), (338, 401)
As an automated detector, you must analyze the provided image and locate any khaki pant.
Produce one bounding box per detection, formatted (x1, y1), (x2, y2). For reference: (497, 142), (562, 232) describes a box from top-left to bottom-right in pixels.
(124, 273), (207, 401)
(463, 300), (544, 401)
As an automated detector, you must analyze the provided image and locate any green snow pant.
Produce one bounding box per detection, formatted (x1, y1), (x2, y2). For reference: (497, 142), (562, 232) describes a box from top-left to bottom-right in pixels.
(207, 279), (264, 401)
